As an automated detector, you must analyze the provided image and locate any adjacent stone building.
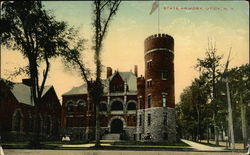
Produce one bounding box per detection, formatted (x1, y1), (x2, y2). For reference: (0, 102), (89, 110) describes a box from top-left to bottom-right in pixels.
(61, 34), (176, 142)
(0, 78), (62, 142)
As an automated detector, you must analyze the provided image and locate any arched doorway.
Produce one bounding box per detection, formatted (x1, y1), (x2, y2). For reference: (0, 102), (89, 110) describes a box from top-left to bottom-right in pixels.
(111, 119), (123, 133)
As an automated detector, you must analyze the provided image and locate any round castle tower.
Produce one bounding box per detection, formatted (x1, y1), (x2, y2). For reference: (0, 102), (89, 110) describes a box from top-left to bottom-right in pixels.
(144, 33), (175, 108)
(136, 34), (176, 142)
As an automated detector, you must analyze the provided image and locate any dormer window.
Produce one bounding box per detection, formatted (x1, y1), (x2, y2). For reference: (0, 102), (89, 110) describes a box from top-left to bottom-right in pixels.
(109, 73), (124, 93)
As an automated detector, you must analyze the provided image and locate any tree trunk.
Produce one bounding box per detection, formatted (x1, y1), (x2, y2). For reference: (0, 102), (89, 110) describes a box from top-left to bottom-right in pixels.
(30, 103), (41, 148)
(212, 112), (219, 145)
(94, 80), (102, 147)
(196, 107), (200, 142)
(215, 125), (219, 145)
(95, 100), (100, 147)
(86, 86), (91, 141)
(207, 124), (210, 143)
(240, 95), (248, 149)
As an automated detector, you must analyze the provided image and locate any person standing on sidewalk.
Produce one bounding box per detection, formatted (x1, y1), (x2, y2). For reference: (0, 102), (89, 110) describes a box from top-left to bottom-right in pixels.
(246, 139), (250, 155)
(0, 136), (5, 155)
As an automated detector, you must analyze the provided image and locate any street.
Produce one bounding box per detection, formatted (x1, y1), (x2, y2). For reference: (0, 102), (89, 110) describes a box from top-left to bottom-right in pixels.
(2, 149), (246, 155)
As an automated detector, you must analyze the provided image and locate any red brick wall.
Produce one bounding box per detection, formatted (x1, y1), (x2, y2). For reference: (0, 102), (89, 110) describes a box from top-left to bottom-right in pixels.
(144, 34), (175, 108)
(0, 82), (62, 141)
(62, 94), (137, 128)
(61, 94), (90, 128)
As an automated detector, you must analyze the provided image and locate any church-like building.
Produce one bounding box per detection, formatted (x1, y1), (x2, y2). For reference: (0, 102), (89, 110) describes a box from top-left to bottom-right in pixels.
(61, 34), (176, 142)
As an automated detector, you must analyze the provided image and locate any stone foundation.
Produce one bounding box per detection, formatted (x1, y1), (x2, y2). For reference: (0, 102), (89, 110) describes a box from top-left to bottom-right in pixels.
(137, 107), (176, 143)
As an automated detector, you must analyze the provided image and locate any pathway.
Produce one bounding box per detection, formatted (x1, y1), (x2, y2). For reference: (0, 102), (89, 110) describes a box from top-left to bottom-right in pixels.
(181, 139), (226, 151)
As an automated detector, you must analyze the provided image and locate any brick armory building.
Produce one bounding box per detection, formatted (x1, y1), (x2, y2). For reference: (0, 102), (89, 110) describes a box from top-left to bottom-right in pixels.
(0, 79), (62, 142)
(61, 34), (176, 142)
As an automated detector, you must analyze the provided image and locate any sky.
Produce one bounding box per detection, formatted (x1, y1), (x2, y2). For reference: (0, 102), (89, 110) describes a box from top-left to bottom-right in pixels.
(1, 1), (249, 103)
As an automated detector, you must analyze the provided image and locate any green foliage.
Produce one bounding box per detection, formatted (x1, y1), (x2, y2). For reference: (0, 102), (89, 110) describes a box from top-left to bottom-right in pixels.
(177, 41), (225, 141)
(1, 1), (81, 148)
(226, 64), (250, 125)
(177, 41), (249, 142)
(176, 74), (211, 141)
(1, 1), (79, 98)
(91, 0), (121, 147)
(1, 1), (68, 61)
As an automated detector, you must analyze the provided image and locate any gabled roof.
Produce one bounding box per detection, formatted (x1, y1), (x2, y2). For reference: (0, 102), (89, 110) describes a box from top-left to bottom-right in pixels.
(62, 83), (88, 96)
(108, 72), (137, 92)
(63, 71), (137, 96)
(10, 83), (52, 106)
(1, 78), (55, 106)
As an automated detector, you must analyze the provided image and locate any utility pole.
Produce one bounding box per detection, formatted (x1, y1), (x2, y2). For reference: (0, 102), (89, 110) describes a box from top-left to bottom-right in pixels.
(226, 77), (235, 150)
(224, 47), (235, 150)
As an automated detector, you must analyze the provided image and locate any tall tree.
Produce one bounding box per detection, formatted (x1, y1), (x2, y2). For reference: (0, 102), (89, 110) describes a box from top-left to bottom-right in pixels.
(176, 74), (210, 141)
(92, 0), (121, 147)
(195, 41), (224, 145)
(60, 0), (121, 147)
(1, 1), (78, 147)
(226, 64), (249, 149)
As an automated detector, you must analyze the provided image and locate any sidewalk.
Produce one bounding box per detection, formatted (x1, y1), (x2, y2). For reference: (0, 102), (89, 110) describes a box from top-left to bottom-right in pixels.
(200, 140), (244, 149)
(181, 139), (226, 151)
(61, 143), (112, 148)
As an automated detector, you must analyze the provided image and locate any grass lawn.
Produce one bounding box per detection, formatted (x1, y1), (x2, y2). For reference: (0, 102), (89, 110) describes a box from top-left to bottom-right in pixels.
(1, 140), (193, 151)
(0, 141), (30, 149)
(113, 140), (189, 146)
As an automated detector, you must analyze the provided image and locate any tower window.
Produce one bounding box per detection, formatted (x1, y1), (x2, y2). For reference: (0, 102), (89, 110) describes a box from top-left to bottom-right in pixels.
(148, 114), (151, 126)
(147, 79), (152, 88)
(147, 60), (152, 69)
(163, 112), (167, 126)
(162, 94), (167, 107)
(148, 95), (152, 108)
(161, 71), (167, 80)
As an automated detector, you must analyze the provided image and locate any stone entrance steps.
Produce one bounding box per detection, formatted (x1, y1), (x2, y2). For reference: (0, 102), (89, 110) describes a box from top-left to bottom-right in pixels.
(102, 133), (120, 140)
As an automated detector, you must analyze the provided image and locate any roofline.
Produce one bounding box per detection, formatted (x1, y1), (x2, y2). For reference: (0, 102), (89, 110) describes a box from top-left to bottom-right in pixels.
(62, 93), (87, 97)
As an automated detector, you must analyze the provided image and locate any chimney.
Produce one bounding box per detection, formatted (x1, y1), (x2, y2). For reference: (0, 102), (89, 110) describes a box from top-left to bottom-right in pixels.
(134, 65), (138, 77)
(107, 67), (112, 78)
(22, 78), (32, 86)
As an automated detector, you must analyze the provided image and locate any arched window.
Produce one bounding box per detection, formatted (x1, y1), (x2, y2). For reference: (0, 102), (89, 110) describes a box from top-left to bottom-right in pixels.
(46, 116), (51, 134)
(100, 103), (107, 111)
(78, 100), (86, 111)
(127, 102), (136, 110)
(111, 101), (123, 111)
(67, 102), (74, 112)
(13, 110), (22, 132)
